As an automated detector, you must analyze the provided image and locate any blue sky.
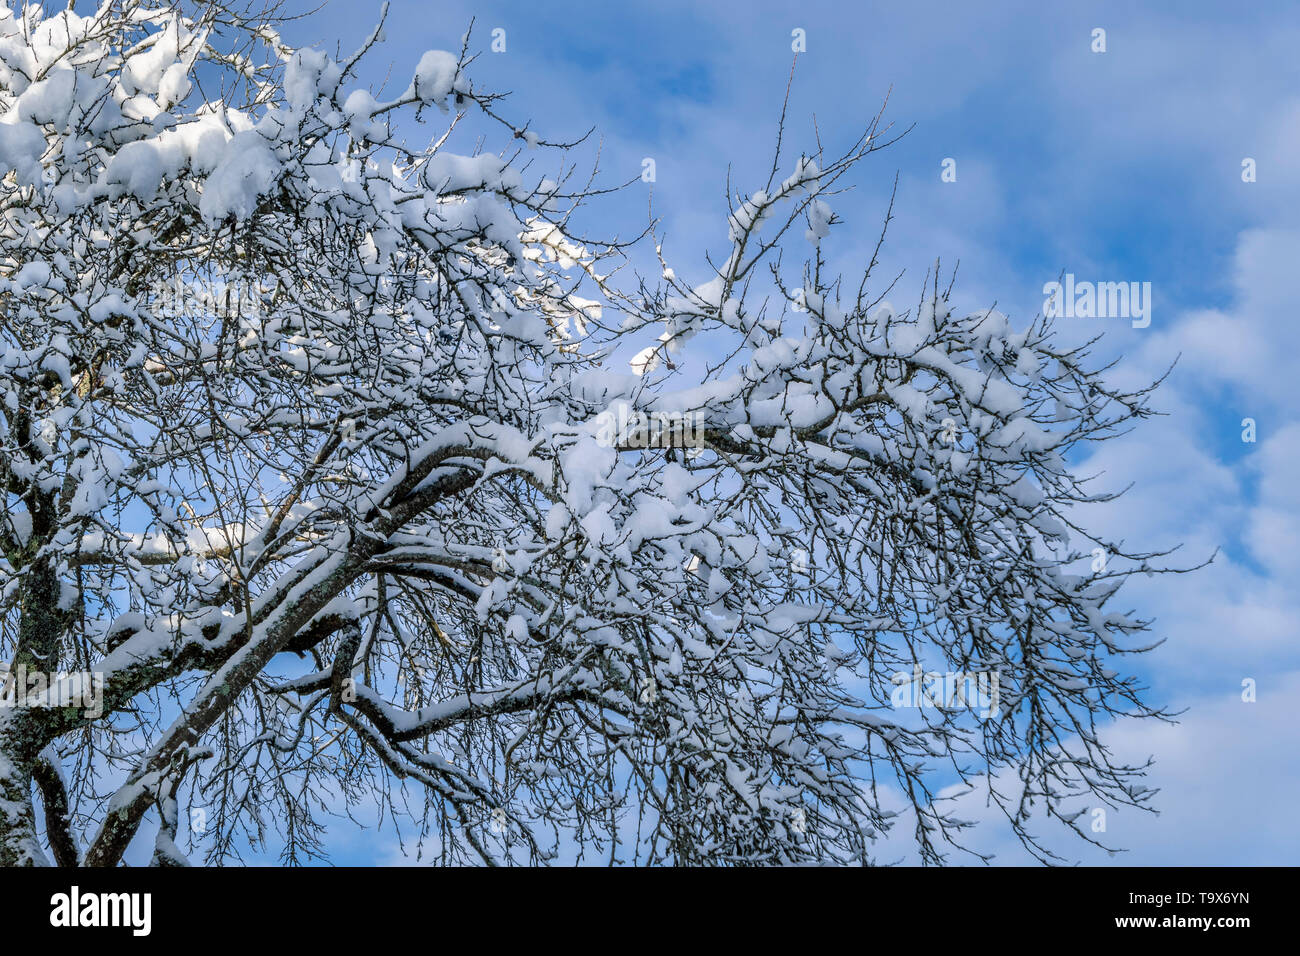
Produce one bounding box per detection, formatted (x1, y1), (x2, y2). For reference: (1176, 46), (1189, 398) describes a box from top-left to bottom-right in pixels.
(158, 0), (1297, 866)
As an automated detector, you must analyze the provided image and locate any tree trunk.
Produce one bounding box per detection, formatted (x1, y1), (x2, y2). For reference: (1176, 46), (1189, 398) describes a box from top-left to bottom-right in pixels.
(0, 731), (46, 866)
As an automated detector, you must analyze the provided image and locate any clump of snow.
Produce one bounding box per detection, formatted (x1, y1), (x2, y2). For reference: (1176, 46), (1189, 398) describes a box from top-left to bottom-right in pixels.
(408, 50), (461, 109)
(630, 346), (661, 376)
(805, 199), (832, 243)
(198, 132), (281, 223)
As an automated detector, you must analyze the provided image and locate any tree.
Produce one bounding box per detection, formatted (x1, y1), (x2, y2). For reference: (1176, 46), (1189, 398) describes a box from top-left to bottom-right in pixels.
(0, 0), (1184, 867)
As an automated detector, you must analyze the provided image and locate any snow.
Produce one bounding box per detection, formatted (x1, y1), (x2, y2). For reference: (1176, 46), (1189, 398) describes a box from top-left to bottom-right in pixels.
(0, 121), (45, 186)
(805, 199), (832, 243)
(408, 50), (461, 109)
(629, 345), (661, 376)
(0, 1), (1170, 870)
(198, 132), (281, 223)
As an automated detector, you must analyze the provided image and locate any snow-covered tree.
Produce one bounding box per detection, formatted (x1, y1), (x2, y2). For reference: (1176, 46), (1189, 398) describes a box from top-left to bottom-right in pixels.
(0, 0), (1185, 866)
